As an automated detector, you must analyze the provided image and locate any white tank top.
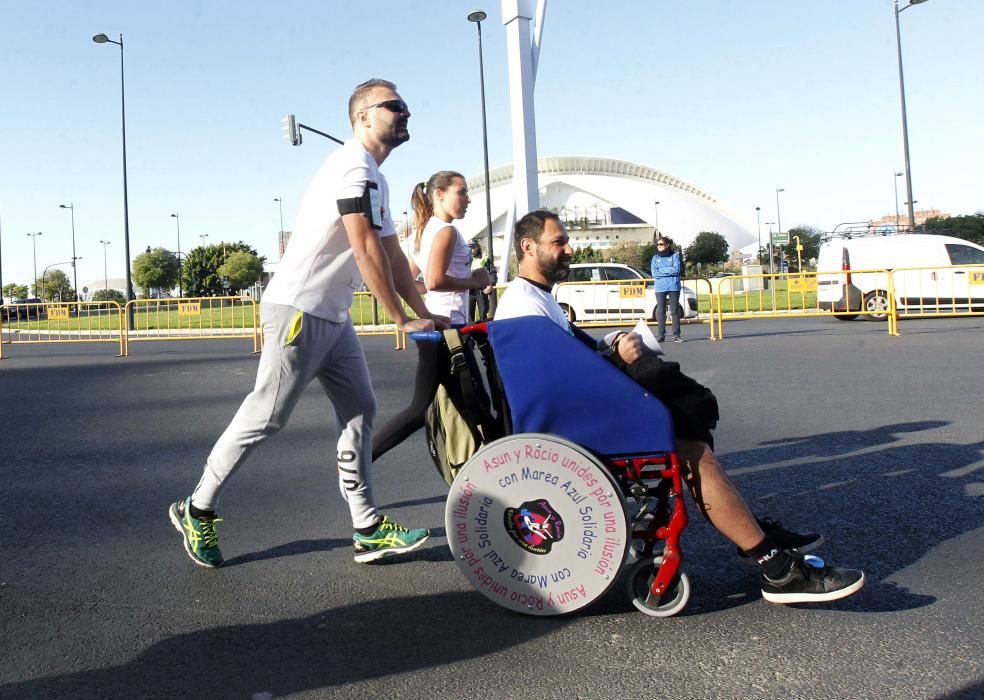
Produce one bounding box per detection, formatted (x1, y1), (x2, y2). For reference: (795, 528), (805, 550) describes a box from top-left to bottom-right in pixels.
(416, 216), (472, 324)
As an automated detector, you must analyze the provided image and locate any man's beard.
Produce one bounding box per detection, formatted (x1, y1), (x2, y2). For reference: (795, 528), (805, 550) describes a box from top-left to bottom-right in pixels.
(539, 252), (571, 283)
(380, 122), (410, 147)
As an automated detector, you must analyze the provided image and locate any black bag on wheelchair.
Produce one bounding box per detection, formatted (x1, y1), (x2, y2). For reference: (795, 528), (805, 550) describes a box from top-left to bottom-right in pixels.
(424, 328), (508, 487)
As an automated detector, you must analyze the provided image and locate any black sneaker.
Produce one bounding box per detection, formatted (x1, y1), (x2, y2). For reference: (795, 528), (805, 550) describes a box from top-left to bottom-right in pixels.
(738, 517), (824, 561)
(761, 554), (865, 604)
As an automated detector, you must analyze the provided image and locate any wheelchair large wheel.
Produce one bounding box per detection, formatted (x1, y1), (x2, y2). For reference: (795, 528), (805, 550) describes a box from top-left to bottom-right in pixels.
(446, 433), (629, 616)
(626, 555), (690, 618)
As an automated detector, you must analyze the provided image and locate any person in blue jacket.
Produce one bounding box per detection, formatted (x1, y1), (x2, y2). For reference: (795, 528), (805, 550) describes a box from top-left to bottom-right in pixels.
(650, 235), (683, 342)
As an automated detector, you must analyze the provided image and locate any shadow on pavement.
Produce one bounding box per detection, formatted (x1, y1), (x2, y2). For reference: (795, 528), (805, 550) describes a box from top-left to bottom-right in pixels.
(0, 591), (565, 699)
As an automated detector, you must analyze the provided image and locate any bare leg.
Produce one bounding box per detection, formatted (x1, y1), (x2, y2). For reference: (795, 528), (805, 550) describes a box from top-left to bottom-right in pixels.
(676, 439), (765, 551)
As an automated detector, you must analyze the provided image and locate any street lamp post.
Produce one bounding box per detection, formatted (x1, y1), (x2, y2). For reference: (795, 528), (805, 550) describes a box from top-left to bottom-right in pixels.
(92, 32), (134, 329)
(653, 201), (660, 240)
(764, 221), (776, 311)
(894, 0), (929, 231)
(26, 232), (43, 296)
(170, 212), (182, 297)
(273, 197), (284, 234)
(775, 186), (785, 274)
(467, 9), (497, 313)
(893, 171), (904, 229)
(99, 240), (111, 292)
(755, 206), (761, 265)
(200, 233), (209, 246)
(58, 203), (79, 300)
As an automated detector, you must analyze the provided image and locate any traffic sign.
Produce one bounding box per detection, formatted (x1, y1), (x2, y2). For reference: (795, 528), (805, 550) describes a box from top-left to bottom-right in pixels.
(772, 232), (790, 245)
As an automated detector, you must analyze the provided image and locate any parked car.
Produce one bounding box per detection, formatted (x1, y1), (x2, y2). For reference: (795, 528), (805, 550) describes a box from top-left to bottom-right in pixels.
(555, 263), (699, 323)
(1, 298), (46, 322)
(817, 233), (984, 320)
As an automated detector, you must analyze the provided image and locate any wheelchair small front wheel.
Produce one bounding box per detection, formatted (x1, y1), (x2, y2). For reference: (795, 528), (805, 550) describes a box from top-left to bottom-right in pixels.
(626, 556), (690, 617)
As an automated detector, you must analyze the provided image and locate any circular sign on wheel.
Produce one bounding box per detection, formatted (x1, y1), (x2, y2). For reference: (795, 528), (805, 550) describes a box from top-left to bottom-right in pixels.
(445, 433), (628, 615)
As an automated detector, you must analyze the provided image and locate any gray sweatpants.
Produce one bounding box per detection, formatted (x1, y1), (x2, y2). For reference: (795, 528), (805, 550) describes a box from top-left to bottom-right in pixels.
(191, 301), (379, 529)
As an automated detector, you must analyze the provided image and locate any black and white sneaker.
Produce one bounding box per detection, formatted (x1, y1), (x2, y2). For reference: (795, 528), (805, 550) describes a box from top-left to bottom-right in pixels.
(761, 554), (865, 604)
(738, 517), (824, 561)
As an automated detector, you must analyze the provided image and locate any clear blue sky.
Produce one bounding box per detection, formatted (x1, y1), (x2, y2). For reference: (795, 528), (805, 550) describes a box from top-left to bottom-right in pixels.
(2, 1), (981, 294)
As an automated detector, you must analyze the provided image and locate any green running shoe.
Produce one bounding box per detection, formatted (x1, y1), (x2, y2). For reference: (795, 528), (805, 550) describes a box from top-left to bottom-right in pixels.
(169, 496), (224, 568)
(352, 515), (430, 563)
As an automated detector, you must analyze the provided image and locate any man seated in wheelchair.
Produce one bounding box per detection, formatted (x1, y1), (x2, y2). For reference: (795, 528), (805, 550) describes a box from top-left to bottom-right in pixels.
(493, 209), (864, 605)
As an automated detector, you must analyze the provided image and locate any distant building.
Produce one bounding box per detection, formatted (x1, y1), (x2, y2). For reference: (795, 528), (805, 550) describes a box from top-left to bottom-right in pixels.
(872, 209), (949, 231)
(278, 230), (292, 259)
(457, 155), (756, 275)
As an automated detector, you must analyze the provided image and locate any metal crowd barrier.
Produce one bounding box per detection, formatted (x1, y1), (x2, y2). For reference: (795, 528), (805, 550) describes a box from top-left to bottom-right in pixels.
(0, 301), (125, 359)
(122, 297), (260, 356)
(709, 262), (984, 338)
(889, 264), (984, 325)
(350, 291), (406, 349)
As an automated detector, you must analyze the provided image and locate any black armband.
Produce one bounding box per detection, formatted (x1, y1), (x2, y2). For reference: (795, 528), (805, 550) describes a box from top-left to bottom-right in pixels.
(337, 180), (382, 230)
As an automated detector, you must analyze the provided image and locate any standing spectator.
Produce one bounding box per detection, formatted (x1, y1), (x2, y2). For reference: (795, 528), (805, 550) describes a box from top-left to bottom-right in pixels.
(169, 79), (444, 568)
(651, 235), (683, 343)
(469, 242), (491, 322)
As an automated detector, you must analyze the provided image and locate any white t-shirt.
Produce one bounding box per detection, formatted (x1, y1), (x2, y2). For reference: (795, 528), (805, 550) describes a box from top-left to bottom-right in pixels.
(494, 277), (572, 333)
(263, 138), (396, 322)
(416, 216), (471, 325)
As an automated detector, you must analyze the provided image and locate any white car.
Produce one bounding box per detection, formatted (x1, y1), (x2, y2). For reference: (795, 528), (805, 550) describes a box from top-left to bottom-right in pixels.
(554, 263), (699, 323)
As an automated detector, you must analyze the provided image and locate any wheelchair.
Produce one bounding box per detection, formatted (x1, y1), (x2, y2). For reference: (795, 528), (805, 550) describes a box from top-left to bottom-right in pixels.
(416, 315), (690, 617)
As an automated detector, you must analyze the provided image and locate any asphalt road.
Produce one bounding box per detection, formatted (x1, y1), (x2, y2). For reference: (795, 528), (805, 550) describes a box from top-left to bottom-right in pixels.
(1, 316), (982, 699)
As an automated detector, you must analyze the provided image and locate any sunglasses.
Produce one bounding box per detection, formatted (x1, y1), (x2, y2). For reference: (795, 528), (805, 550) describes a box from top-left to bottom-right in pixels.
(362, 99), (410, 115)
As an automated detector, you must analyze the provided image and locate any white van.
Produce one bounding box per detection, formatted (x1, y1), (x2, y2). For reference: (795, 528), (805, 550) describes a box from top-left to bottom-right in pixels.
(816, 233), (984, 320)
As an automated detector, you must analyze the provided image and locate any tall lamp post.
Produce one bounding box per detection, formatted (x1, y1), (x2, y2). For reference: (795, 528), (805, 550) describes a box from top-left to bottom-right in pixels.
(98, 240), (111, 292)
(27, 232), (43, 296)
(200, 233), (209, 246)
(170, 212), (183, 297)
(92, 32), (134, 328)
(755, 206), (761, 265)
(764, 222), (776, 311)
(894, 0), (929, 230)
(467, 9), (497, 313)
(58, 203), (79, 300)
(775, 186), (785, 273)
(893, 171), (904, 229)
(653, 201), (661, 240)
(273, 197), (285, 233)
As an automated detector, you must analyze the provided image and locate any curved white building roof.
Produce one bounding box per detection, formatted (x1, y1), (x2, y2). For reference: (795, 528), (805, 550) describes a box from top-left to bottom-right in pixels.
(458, 155), (755, 255)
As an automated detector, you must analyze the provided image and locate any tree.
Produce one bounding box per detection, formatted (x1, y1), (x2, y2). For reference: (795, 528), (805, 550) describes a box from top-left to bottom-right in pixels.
(606, 241), (658, 272)
(787, 226), (823, 270)
(35, 269), (74, 301)
(571, 245), (601, 263)
(91, 288), (126, 305)
(133, 247), (180, 297)
(923, 212), (984, 246)
(182, 242), (264, 297)
(218, 250), (264, 292)
(3, 282), (29, 301)
(683, 231), (729, 274)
